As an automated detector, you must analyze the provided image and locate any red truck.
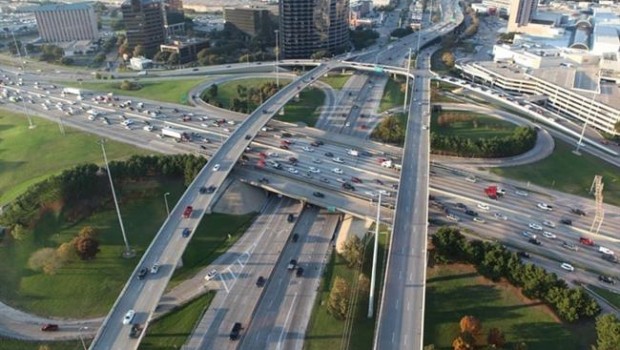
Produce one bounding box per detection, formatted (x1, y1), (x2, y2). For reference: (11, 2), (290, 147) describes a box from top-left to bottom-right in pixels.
(182, 206), (193, 218)
(579, 237), (594, 246)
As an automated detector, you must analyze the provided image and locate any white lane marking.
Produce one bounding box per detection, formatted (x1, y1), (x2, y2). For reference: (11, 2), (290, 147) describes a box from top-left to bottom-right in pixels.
(276, 292), (298, 350)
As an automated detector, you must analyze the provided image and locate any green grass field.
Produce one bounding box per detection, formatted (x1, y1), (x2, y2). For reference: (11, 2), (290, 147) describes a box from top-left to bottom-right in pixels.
(276, 88), (325, 127)
(0, 177), (254, 318)
(491, 139), (620, 206)
(211, 78), (291, 110)
(424, 264), (596, 350)
(588, 285), (620, 309)
(305, 230), (388, 350)
(75, 78), (207, 104)
(379, 78), (405, 113)
(0, 338), (82, 350)
(431, 110), (517, 139)
(0, 111), (149, 205)
(320, 74), (352, 90)
(140, 292), (216, 350)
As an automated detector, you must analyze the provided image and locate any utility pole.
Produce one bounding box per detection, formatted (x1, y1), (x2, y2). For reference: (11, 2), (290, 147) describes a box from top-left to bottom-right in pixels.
(403, 48), (412, 111)
(275, 29), (280, 88)
(368, 192), (382, 318)
(99, 139), (132, 258)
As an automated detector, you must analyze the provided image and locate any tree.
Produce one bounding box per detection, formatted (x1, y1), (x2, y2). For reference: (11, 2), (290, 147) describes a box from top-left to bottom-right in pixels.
(459, 315), (482, 335)
(615, 121), (620, 134)
(441, 51), (455, 68)
(28, 248), (56, 271)
(168, 52), (179, 65)
(79, 226), (99, 239)
(208, 84), (218, 98)
(153, 50), (169, 62)
(512, 342), (528, 350)
(93, 53), (106, 64)
(56, 242), (77, 263)
(118, 42), (129, 56)
(10, 223), (27, 241)
(120, 80), (140, 90)
(327, 276), (350, 320)
(452, 332), (476, 350)
(595, 314), (620, 350)
(341, 235), (365, 268)
(133, 45), (145, 58)
(74, 235), (100, 260)
(487, 327), (506, 348)
(60, 57), (74, 65)
(110, 9), (118, 17)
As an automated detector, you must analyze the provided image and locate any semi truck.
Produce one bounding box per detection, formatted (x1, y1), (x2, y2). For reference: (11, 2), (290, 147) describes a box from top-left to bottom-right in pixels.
(381, 159), (402, 170)
(161, 127), (190, 142)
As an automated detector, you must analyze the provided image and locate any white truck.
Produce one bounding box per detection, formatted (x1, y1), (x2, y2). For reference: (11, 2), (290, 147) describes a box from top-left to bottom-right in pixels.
(62, 87), (82, 99)
(347, 149), (359, 157)
(381, 160), (402, 170)
(161, 127), (190, 141)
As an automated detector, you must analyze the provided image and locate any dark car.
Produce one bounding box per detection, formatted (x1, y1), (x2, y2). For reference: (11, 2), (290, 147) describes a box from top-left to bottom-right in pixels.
(528, 238), (542, 246)
(182, 227), (191, 237)
(287, 214), (295, 223)
(296, 267), (304, 277)
(258, 177), (269, 184)
(455, 203), (467, 209)
(245, 134), (252, 140)
(571, 208), (586, 216)
(324, 152), (334, 157)
(41, 324), (59, 332)
(129, 324), (143, 338)
(291, 233), (299, 242)
(315, 140), (324, 146)
(465, 209), (478, 217)
(230, 322), (242, 340)
(280, 145), (289, 150)
(599, 275), (615, 284)
(256, 276), (266, 287)
(560, 218), (573, 225)
(375, 179), (384, 185)
(199, 186), (207, 194)
(517, 251), (530, 258)
(602, 254), (619, 264)
(342, 183), (355, 191)
(313, 191), (324, 198)
(138, 267), (148, 280)
(310, 141), (320, 147)
(205, 185), (216, 194)
(289, 157), (298, 164)
(351, 177), (362, 183)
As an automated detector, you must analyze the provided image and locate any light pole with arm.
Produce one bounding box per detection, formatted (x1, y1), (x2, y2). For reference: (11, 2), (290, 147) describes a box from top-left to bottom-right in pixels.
(164, 192), (171, 216)
(368, 192), (382, 318)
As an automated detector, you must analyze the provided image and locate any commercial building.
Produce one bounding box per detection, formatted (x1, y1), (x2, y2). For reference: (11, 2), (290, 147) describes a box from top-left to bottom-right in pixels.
(33, 3), (98, 42)
(508, 0), (538, 32)
(224, 7), (273, 37)
(459, 46), (620, 135)
(121, 0), (166, 56)
(160, 38), (209, 64)
(279, 0), (350, 59)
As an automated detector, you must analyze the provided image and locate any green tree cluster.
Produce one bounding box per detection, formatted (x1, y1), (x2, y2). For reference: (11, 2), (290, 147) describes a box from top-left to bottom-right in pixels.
(119, 80), (141, 91)
(327, 276), (350, 320)
(350, 28), (380, 50)
(432, 228), (601, 323)
(390, 27), (414, 38)
(372, 114), (406, 144)
(431, 126), (537, 158)
(39, 45), (65, 63)
(204, 82), (281, 113)
(341, 235), (365, 268)
(595, 314), (620, 350)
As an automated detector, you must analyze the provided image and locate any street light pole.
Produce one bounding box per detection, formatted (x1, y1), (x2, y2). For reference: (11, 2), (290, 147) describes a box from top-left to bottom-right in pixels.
(164, 192), (171, 216)
(403, 48), (412, 111)
(275, 29), (280, 88)
(368, 192), (382, 318)
(99, 139), (132, 257)
(79, 326), (88, 350)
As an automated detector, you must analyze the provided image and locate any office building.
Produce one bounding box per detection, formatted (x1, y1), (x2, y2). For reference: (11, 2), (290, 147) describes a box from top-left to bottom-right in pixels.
(121, 0), (166, 56)
(224, 7), (273, 37)
(280, 0), (350, 59)
(160, 38), (209, 64)
(508, 0), (538, 32)
(33, 3), (98, 42)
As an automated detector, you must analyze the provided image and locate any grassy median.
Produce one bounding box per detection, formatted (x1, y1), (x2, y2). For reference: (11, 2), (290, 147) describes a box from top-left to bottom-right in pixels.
(75, 78), (206, 105)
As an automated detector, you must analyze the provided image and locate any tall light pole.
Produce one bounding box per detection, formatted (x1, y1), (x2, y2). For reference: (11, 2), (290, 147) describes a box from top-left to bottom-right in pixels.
(275, 29), (280, 88)
(79, 326), (88, 350)
(99, 139), (132, 258)
(368, 192), (382, 318)
(164, 192), (171, 216)
(403, 48), (413, 111)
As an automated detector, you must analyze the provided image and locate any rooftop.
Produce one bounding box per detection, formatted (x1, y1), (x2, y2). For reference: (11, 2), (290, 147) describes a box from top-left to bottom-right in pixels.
(33, 2), (92, 12)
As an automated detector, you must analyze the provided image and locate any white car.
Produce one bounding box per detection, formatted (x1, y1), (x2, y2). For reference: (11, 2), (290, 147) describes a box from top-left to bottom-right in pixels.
(465, 176), (477, 183)
(477, 203), (490, 211)
(267, 152), (279, 158)
(312, 158), (322, 164)
(336, 177), (346, 183)
(473, 217), (486, 223)
(493, 212), (507, 221)
(537, 203), (553, 211)
(122, 310), (135, 325)
(515, 190), (529, 197)
(332, 167), (344, 174)
(447, 213), (460, 221)
(309, 167), (320, 174)
(542, 231), (557, 239)
(542, 220), (555, 228)
(204, 269), (218, 281)
(560, 263), (575, 272)
(288, 167), (299, 174)
(332, 157), (345, 164)
(528, 223), (543, 231)
(150, 263), (160, 274)
(522, 231), (537, 239)
(212, 164), (221, 171)
(302, 146), (314, 152)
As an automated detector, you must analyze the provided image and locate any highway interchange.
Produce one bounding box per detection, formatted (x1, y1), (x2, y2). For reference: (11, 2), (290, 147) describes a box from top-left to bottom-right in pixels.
(0, 0), (619, 348)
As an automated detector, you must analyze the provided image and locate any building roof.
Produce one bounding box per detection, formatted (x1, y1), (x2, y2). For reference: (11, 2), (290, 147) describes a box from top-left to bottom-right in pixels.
(33, 2), (92, 12)
(593, 25), (619, 46)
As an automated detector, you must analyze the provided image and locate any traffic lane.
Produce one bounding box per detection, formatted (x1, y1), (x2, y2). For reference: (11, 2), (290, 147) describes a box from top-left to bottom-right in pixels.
(238, 207), (319, 349)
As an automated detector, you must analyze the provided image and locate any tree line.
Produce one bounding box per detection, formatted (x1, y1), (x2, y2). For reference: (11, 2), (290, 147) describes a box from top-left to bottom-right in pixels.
(431, 126), (537, 158)
(201, 82), (281, 114)
(1, 154), (207, 232)
(432, 227), (601, 323)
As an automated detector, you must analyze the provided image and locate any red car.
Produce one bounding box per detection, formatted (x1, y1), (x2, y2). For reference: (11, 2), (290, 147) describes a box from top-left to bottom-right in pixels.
(351, 177), (362, 183)
(579, 237), (594, 246)
(41, 324), (59, 332)
(281, 140), (293, 145)
(182, 206), (193, 218)
(259, 152), (267, 158)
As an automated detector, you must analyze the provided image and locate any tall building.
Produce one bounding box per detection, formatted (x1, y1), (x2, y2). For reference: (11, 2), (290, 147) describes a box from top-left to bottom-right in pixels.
(224, 7), (273, 38)
(508, 0), (538, 32)
(279, 0), (350, 59)
(33, 3), (98, 42)
(121, 0), (166, 56)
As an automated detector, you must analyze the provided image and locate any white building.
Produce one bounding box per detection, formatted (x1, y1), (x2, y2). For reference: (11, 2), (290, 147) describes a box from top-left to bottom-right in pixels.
(372, 0), (391, 7)
(33, 2), (98, 42)
(129, 56), (153, 70)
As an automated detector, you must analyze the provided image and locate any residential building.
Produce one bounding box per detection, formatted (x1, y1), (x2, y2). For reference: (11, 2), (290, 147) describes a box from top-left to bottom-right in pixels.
(224, 7), (273, 37)
(33, 2), (98, 42)
(508, 0), (539, 32)
(279, 0), (350, 59)
(121, 0), (166, 56)
(160, 38), (209, 64)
